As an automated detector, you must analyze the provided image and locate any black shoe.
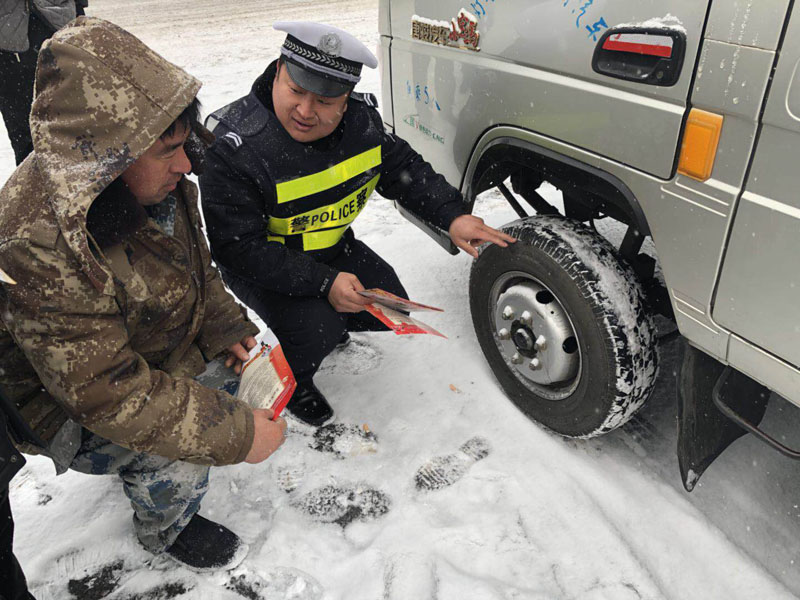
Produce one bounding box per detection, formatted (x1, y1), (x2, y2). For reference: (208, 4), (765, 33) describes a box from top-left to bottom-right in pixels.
(336, 331), (351, 349)
(165, 514), (248, 572)
(287, 381), (334, 426)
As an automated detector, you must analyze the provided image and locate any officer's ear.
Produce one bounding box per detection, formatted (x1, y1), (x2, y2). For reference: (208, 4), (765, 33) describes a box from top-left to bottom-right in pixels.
(341, 87), (354, 113)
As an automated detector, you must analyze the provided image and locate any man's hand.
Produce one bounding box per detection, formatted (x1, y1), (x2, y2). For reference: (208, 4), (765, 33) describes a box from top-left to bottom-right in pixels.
(244, 408), (287, 464)
(327, 272), (371, 313)
(225, 335), (257, 375)
(448, 214), (516, 259)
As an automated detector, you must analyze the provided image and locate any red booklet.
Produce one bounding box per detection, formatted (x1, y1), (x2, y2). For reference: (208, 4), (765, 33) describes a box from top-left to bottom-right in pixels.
(358, 289), (444, 313)
(359, 289), (446, 338)
(237, 333), (296, 420)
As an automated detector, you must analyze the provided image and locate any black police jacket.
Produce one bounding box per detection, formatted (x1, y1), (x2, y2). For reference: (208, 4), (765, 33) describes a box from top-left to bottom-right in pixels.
(199, 60), (466, 298)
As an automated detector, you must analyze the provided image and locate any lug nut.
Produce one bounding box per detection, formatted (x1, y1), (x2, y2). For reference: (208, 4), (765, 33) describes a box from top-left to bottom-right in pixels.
(529, 358), (541, 370)
(511, 352), (523, 365)
(498, 328), (511, 340)
(502, 306), (515, 321)
(520, 310), (532, 325)
(535, 335), (547, 350)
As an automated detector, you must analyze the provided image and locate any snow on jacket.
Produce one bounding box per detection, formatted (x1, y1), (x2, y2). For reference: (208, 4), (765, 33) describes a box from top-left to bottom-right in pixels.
(0, 0), (81, 53)
(0, 17), (258, 467)
(199, 60), (466, 298)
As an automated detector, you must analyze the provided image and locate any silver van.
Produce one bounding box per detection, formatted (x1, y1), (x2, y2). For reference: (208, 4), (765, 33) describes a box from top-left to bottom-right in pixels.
(378, 0), (800, 489)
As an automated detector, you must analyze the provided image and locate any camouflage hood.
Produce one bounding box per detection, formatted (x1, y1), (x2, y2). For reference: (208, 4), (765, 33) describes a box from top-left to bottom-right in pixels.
(30, 16), (201, 295)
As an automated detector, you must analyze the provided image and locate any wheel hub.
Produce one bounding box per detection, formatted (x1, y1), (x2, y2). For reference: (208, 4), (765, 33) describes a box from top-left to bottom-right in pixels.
(512, 326), (535, 353)
(494, 280), (579, 389)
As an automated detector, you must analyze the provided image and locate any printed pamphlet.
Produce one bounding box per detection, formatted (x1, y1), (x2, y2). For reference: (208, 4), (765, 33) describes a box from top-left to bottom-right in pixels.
(236, 330), (296, 419)
(359, 289), (446, 338)
(358, 289), (444, 313)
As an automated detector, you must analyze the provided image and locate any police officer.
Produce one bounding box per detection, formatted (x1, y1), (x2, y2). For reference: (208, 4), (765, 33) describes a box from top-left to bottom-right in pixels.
(200, 22), (514, 426)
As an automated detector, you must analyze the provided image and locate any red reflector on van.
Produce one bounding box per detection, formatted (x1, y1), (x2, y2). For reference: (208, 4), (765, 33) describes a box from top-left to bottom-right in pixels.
(603, 33), (673, 58)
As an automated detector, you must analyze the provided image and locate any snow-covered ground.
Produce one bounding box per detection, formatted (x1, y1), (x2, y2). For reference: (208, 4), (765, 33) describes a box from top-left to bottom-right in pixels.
(4, 1), (800, 599)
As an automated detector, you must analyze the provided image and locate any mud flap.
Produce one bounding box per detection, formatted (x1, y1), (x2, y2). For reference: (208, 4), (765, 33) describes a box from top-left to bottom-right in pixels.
(395, 204), (459, 255)
(677, 345), (769, 492)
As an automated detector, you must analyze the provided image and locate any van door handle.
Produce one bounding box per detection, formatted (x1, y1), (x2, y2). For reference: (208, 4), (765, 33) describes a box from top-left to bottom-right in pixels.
(592, 28), (687, 86)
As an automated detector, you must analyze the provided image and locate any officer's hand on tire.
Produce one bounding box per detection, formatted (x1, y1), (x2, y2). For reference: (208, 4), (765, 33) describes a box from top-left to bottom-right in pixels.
(244, 408), (287, 464)
(449, 214), (516, 258)
(328, 272), (371, 313)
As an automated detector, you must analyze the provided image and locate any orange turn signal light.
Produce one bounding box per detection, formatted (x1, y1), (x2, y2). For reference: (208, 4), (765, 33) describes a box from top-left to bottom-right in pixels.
(678, 108), (724, 181)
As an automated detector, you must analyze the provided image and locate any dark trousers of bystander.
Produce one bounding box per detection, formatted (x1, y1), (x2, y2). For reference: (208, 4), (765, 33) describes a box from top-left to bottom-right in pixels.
(227, 238), (408, 383)
(0, 12), (56, 166)
(1, 408), (35, 600)
(1, 495), (34, 600)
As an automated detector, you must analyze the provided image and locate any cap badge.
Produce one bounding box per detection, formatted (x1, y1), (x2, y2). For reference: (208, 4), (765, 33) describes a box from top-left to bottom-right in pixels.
(317, 33), (342, 57)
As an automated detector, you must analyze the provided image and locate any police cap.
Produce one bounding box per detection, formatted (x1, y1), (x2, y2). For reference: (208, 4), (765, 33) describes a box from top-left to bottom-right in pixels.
(274, 21), (378, 97)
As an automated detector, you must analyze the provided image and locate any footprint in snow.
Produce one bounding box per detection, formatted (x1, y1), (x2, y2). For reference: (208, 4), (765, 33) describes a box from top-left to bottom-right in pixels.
(65, 559), (128, 600)
(55, 552), (322, 599)
(33, 551), (131, 599)
(294, 483), (391, 527)
(116, 581), (193, 600)
(317, 336), (381, 375)
(53, 557), (193, 600)
(310, 423), (378, 458)
(414, 437), (491, 491)
(225, 566), (323, 600)
(276, 465), (391, 528)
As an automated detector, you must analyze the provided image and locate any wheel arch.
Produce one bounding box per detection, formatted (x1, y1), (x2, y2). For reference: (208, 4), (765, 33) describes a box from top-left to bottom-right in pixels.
(461, 127), (652, 237)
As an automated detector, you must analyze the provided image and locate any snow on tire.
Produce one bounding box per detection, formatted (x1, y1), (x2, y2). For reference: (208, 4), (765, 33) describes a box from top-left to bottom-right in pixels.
(469, 215), (658, 438)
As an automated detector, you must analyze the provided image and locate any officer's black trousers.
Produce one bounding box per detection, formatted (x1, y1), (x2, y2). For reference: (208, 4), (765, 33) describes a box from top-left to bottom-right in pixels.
(0, 13), (54, 166)
(229, 239), (408, 383)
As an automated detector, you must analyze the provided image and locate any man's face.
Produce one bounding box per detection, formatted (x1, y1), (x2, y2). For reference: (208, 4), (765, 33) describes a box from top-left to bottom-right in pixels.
(272, 62), (349, 143)
(120, 123), (192, 206)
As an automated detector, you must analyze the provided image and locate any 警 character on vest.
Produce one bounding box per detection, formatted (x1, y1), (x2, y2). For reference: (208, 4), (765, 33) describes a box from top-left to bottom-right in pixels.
(199, 21), (515, 426)
(0, 17), (287, 572)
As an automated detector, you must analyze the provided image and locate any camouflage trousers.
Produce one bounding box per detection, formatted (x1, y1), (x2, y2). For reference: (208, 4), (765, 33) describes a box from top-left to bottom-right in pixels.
(66, 357), (239, 554)
(68, 432), (209, 553)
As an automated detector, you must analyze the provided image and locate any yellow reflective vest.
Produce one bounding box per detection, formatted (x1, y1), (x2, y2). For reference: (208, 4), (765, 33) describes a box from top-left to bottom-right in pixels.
(211, 95), (387, 261)
(268, 144), (382, 252)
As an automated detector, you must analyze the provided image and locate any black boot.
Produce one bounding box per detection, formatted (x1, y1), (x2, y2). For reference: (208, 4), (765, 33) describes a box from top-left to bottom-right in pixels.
(165, 514), (248, 572)
(287, 380), (334, 426)
(336, 331), (351, 349)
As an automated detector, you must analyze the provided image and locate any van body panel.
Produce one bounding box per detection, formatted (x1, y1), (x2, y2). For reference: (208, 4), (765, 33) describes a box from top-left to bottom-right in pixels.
(714, 6), (800, 370)
(387, 1), (710, 184)
(381, 0), (799, 403)
(705, 0), (790, 50)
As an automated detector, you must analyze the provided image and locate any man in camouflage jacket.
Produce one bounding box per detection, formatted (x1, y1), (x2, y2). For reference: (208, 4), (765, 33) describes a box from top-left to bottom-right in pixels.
(0, 17), (286, 572)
